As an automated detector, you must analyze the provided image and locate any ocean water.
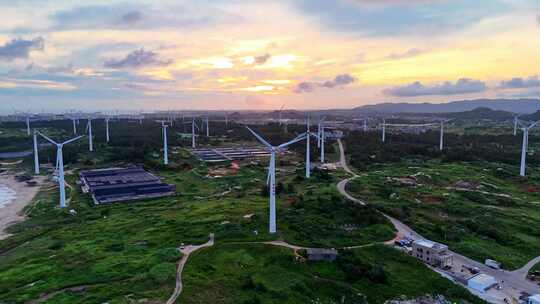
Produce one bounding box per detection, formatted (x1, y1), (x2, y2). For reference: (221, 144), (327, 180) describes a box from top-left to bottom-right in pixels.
(0, 184), (17, 208)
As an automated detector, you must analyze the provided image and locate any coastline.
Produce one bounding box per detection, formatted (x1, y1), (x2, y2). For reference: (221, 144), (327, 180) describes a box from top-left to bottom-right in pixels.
(0, 173), (45, 240)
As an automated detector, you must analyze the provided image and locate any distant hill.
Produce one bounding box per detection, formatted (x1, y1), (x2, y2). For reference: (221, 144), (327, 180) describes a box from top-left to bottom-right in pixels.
(439, 107), (514, 120)
(520, 110), (540, 121)
(356, 99), (540, 114)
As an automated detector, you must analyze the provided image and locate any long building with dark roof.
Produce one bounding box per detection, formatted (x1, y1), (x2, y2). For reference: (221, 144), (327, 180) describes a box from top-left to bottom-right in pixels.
(79, 166), (175, 204)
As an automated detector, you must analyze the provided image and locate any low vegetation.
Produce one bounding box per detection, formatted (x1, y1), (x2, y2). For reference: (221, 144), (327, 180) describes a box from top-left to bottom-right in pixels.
(180, 244), (482, 304)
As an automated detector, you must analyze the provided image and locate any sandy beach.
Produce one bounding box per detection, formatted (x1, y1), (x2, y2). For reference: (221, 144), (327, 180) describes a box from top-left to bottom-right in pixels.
(0, 173), (45, 240)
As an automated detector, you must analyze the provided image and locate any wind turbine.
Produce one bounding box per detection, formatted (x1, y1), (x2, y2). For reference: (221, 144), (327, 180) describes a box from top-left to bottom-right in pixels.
(382, 119), (386, 143)
(205, 116), (210, 137)
(305, 116), (312, 178)
(317, 117), (327, 162)
(33, 131), (40, 175)
(162, 121), (169, 165)
(519, 120), (540, 176)
(105, 117), (110, 143)
(513, 116), (519, 136)
(36, 132), (84, 208)
(439, 120), (445, 151)
(86, 119), (93, 151)
(246, 127), (306, 233)
(363, 119), (368, 132)
(26, 115), (31, 136)
(184, 118), (199, 148)
(71, 117), (77, 135)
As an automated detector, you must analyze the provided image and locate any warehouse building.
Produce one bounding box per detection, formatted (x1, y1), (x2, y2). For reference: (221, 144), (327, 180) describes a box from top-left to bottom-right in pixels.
(80, 167), (175, 204)
(467, 274), (498, 293)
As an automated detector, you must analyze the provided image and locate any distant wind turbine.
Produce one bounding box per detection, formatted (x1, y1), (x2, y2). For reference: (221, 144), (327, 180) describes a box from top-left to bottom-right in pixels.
(317, 117), (327, 163)
(36, 132), (84, 208)
(382, 119), (386, 143)
(184, 118), (199, 148)
(86, 119), (93, 151)
(162, 121), (169, 165)
(246, 127), (306, 233)
(26, 115), (31, 136)
(520, 120), (540, 176)
(105, 117), (110, 143)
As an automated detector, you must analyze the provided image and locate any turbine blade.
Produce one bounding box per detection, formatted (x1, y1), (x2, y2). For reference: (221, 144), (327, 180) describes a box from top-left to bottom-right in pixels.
(278, 134), (307, 149)
(529, 120), (540, 129)
(62, 135), (84, 145)
(37, 132), (58, 145)
(246, 127), (273, 148)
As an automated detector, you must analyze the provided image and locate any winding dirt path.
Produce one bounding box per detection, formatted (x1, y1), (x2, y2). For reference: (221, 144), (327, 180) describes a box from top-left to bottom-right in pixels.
(166, 233), (214, 304)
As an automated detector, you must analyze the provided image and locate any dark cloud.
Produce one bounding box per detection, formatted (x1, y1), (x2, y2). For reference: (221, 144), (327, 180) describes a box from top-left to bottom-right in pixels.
(0, 37), (44, 61)
(500, 76), (540, 89)
(385, 78), (486, 97)
(254, 53), (271, 65)
(119, 11), (142, 24)
(294, 74), (356, 93)
(104, 49), (172, 69)
(51, 4), (241, 30)
(386, 48), (423, 60)
(294, 82), (317, 93)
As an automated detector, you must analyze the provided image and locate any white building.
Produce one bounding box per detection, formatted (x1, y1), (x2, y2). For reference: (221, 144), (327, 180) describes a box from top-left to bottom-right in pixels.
(467, 274), (498, 293)
(528, 294), (540, 304)
(411, 239), (453, 268)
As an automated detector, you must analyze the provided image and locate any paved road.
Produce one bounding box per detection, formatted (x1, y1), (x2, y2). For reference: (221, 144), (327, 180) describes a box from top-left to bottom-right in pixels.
(335, 139), (540, 298)
(166, 233), (215, 304)
(336, 140), (366, 206)
(512, 256), (540, 279)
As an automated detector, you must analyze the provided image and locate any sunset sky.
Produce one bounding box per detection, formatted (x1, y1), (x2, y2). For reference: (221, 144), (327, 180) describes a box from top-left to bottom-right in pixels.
(1, 0), (540, 113)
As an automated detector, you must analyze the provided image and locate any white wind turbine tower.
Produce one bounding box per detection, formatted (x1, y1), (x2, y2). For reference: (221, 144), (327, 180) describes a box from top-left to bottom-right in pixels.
(71, 117), (77, 135)
(26, 115), (31, 136)
(105, 117), (110, 143)
(519, 120), (540, 176)
(305, 116), (312, 178)
(205, 116), (210, 137)
(86, 119), (94, 151)
(381, 118), (386, 142)
(363, 118), (368, 132)
(36, 132), (84, 208)
(439, 120), (445, 151)
(317, 117), (327, 163)
(184, 117), (199, 148)
(246, 127), (306, 233)
(513, 116), (519, 136)
(161, 121), (169, 165)
(33, 131), (40, 175)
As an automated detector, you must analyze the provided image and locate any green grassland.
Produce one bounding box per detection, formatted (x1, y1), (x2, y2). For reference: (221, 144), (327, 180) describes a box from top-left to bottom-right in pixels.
(346, 160), (540, 269)
(0, 143), (395, 303)
(180, 243), (483, 304)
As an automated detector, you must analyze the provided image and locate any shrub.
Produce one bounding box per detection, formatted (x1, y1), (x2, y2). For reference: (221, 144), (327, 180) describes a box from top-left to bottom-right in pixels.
(148, 262), (176, 283)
